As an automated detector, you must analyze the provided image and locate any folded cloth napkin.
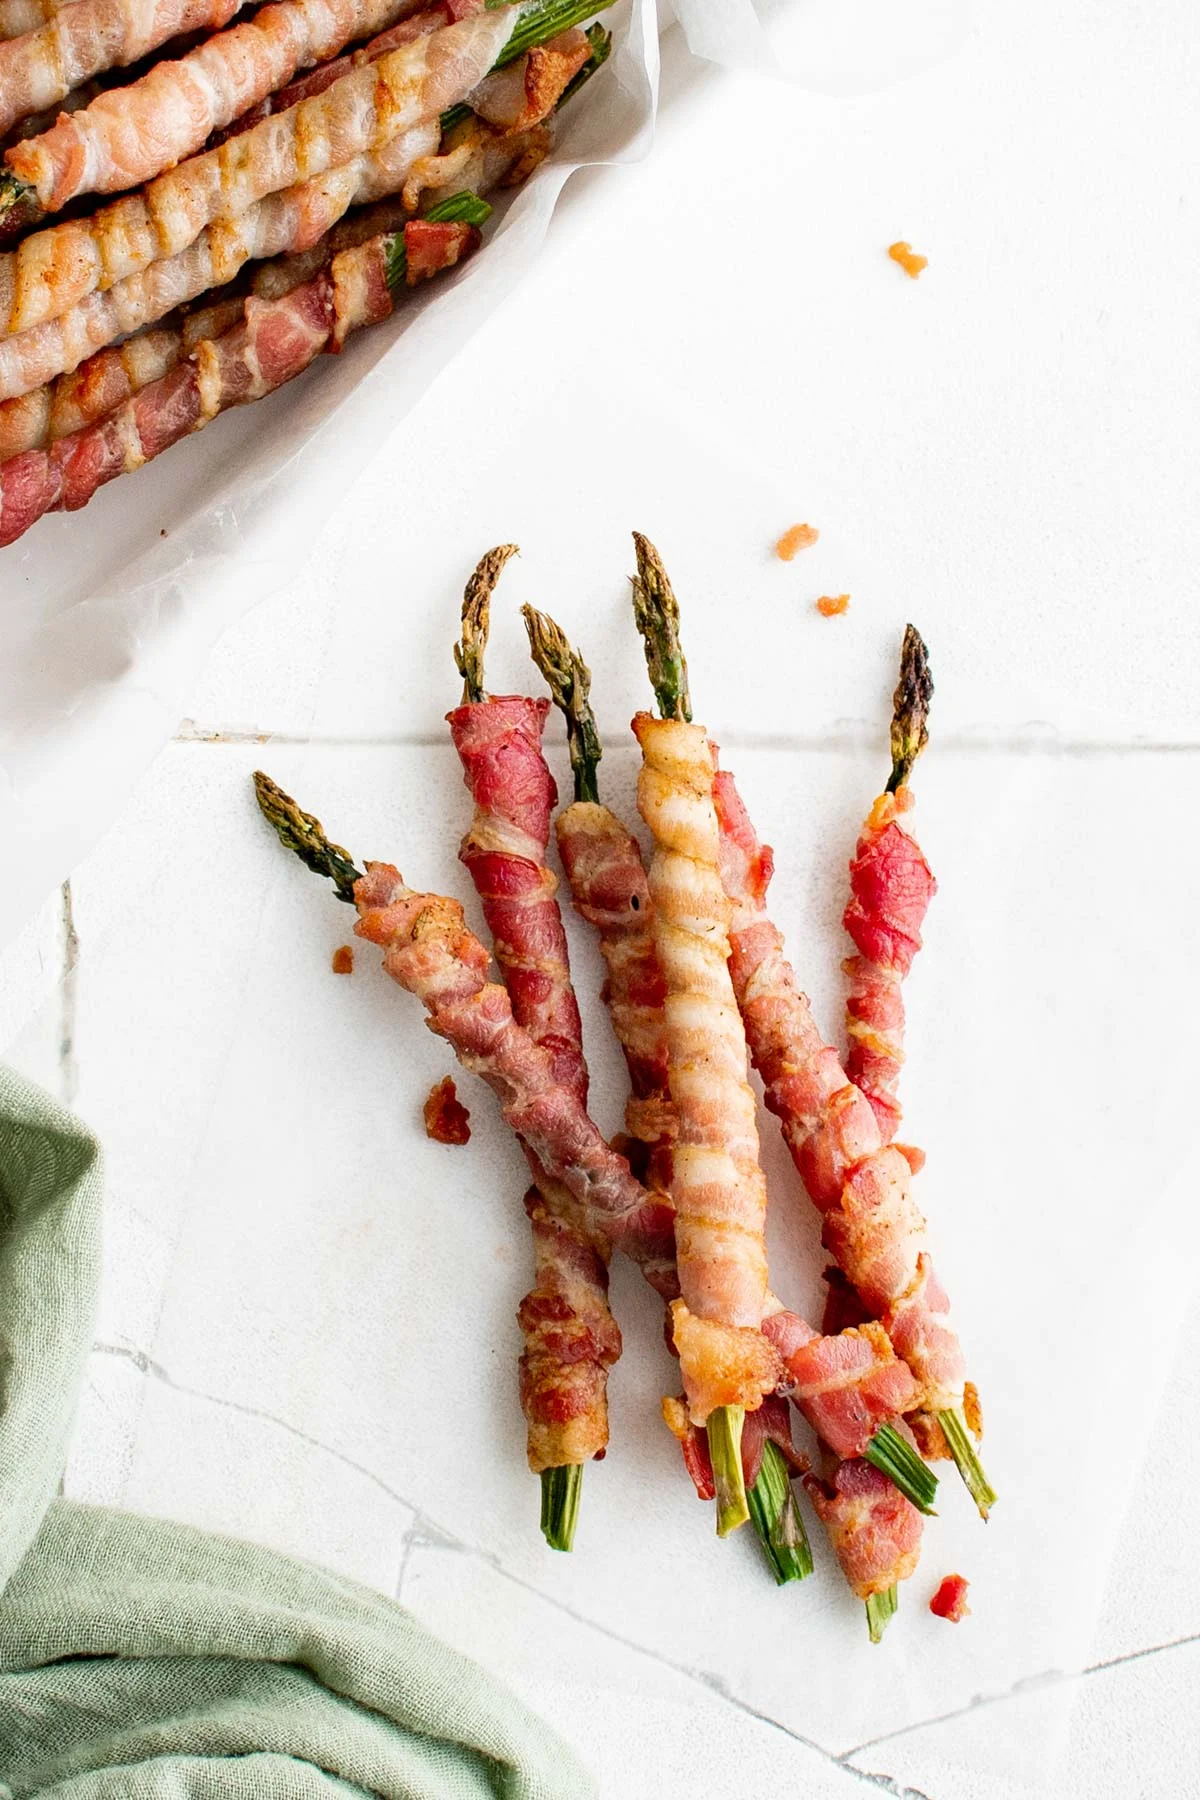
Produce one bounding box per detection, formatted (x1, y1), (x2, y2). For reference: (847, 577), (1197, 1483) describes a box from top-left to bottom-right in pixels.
(0, 1065), (594, 1799)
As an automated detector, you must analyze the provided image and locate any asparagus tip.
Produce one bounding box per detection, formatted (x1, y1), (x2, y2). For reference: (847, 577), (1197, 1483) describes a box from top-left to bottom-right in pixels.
(939, 1407), (997, 1520)
(887, 623), (933, 793)
(707, 1405), (750, 1537)
(747, 1438), (814, 1584)
(454, 544), (519, 704)
(865, 1585), (899, 1644)
(863, 1422), (939, 1516)
(540, 1463), (583, 1552)
(522, 604), (603, 804)
(630, 532), (692, 723)
(252, 771), (363, 904)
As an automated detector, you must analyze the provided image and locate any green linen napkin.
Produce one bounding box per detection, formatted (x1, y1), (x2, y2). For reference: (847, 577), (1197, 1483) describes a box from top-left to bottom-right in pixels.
(0, 1065), (594, 1799)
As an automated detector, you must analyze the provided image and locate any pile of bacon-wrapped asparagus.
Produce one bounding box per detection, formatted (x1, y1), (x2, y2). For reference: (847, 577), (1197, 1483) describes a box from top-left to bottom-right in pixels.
(0, 0), (613, 546)
(254, 536), (995, 1640)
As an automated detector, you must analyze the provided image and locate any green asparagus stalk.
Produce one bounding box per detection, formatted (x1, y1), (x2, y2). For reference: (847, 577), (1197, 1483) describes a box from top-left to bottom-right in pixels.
(865, 1585), (898, 1644)
(746, 1439), (815, 1584)
(939, 1406), (997, 1521)
(863, 1422), (938, 1516)
(540, 1463), (583, 1552)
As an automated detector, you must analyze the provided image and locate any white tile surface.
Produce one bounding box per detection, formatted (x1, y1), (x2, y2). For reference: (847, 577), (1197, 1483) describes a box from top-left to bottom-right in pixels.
(3, 1), (1199, 1795)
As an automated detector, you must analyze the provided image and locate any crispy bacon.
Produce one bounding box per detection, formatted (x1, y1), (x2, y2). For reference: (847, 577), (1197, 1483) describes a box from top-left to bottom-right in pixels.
(517, 1188), (620, 1472)
(803, 1459), (923, 1600)
(0, 0), (246, 139)
(351, 864), (679, 1293)
(664, 1389), (804, 1499)
(762, 1311), (916, 1459)
(929, 1572), (970, 1621)
(448, 684), (615, 1474)
(423, 1073), (470, 1143)
(554, 800), (674, 1188)
(712, 766), (966, 1433)
(844, 787), (937, 1141)
(4, 0), (439, 215)
(0, 218), (476, 546)
(0, 8), (511, 340)
(468, 27), (589, 134)
(633, 713), (780, 1422)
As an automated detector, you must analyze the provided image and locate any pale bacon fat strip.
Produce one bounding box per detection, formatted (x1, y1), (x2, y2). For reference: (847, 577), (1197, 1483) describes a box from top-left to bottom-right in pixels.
(633, 713), (781, 1424)
(0, 0), (248, 138)
(712, 766), (967, 1429)
(4, 0), (441, 214)
(0, 6), (513, 341)
(351, 865), (680, 1293)
(0, 118), (442, 400)
(843, 785), (936, 1144)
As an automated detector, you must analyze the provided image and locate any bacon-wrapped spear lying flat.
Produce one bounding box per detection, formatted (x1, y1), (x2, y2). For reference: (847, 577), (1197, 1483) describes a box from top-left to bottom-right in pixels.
(447, 545), (620, 1551)
(708, 637), (995, 1519)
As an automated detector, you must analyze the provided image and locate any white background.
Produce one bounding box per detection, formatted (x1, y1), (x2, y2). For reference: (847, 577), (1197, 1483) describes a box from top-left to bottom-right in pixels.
(3, 3), (1200, 1794)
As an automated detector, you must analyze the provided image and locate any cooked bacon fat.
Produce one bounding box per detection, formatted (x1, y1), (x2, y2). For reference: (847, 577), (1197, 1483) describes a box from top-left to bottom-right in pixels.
(518, 1188), (620, 1472)
(423, 1074), (470, 1144)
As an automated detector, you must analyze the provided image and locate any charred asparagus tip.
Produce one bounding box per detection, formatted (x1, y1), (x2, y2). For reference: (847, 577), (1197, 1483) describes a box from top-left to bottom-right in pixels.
(522, 604), (603, 805)
(864, 1422), (939, 1515)
(939, 1406), (997, 1521)
(747, 1439), (814, 1584)
(886, 622), (933, 794)
(540, 1464), (583, 1552)
(707, 1405), (750, 1537)
(454, 544), (519, 704)
(253, 771), (363, 905)
(630, 532), (692, 724)
(865, 1584), (899, 1644)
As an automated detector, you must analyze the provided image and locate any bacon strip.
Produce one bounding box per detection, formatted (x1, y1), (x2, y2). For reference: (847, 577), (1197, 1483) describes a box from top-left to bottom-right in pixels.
(0, 117), (441, 401)
(761, 1309), (916, 1459)
(0, 7), (512, 339)
(0, 0), (75, 43)
(448, 687), (617, 1473)
(713, 767), (966, 1436)
(5, 0), (442, 214)
(803, 1459), (923, 1600)
(844, 785), (936, 1142)
(351, 863), (679, 1290)
(633, 713), (781, 1424)
(0, 0), (249, 139)
(0, 217), (474, 545)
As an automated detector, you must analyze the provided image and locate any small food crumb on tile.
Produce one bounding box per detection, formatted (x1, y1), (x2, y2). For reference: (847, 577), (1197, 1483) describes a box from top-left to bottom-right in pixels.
(888, 241), (928, 279)
(775, 522), (820, 561)
(816, 594), (850, 617)
(331, 945), (354, 974)
(929, 1574), (971, 1622)
(424, 1075), (471, 1145)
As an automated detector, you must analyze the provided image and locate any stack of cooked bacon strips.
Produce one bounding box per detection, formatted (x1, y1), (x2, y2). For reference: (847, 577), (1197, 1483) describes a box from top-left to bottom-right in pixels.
(0, 0), (610, 546)
(252, 537), (993, 1640)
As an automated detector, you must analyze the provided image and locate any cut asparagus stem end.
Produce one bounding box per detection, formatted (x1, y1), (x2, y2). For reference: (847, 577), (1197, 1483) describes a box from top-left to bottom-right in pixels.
(865, 1585), (898, 1644)
(497, 0), (616, 67)
(747, 1439), (814, 1584)
(630, 532), (692, 723)
(385, 193), (494, 287)
(707, 1405), (750, 1537)
(939, 1406), (997, 1520)
(540, 1464), (583, 1552)
(0, 169), (34, 223)
(522, 604), (603, 804)
(453, 543), (519, 704)
(887, 623), (933, 793)
(252, 772), (363, 904)
(864, 1422), (939, 1516)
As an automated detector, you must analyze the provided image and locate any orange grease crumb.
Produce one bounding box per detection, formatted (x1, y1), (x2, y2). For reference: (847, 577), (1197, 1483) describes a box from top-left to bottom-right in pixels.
(424, 1076), (471, 1146)
(816, 594), (850, 617)
(889, 241), (928, 279)
(930, 1574), (971, 1622)
(775, 522), (820, 561)
(331, 945), (354, 975)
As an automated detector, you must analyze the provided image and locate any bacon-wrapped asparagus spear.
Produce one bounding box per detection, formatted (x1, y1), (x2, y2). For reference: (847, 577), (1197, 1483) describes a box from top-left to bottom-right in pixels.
(448, 545), (619, 1550)
(0, 198), (484, 545)
(0, 0), (73, 43)
(710, 685), (995, 1516)
(1, 0), (437, 216)
(628, 539), (788, 1539)
(0, 2), (517, 332)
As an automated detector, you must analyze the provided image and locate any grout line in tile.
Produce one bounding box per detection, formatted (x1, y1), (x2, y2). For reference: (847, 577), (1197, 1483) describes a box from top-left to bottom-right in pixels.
(59, 878), (79, 1107)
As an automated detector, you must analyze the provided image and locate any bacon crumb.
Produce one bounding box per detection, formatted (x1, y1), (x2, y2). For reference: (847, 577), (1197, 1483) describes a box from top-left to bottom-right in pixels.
(930, 1574), (971, 1622)
(816, 594), (850, 617)
(331, 945), (354, 974)
(423, 1075), (471, 1146)
(888, 241), (928, 279)
(775, 523), (819, 561)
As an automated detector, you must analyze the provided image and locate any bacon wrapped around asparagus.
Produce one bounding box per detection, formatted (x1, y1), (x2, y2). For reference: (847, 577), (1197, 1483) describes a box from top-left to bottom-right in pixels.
(447, 544), (619, 1550)
(709, 649), (995, 1517)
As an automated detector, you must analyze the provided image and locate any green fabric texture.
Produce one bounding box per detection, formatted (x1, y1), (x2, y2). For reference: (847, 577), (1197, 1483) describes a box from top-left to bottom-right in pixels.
(0, 1065), (594, 1800)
